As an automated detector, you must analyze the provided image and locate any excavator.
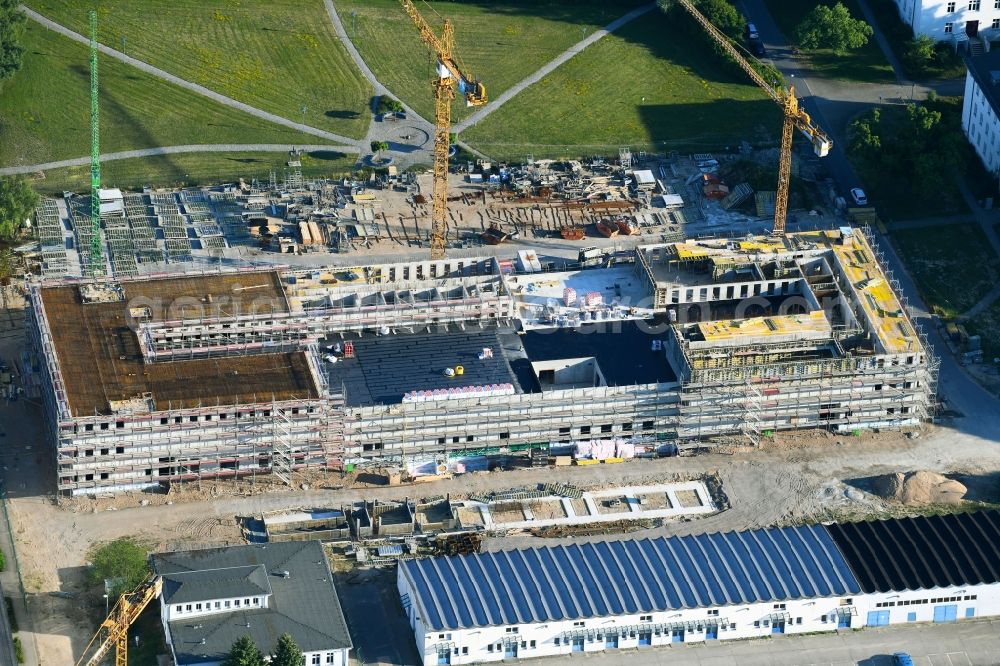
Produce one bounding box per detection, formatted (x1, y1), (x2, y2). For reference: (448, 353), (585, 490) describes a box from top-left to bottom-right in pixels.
(672, 0), (832, 236)
(400, 0), (487, 258)
(76, 574), (162, 666)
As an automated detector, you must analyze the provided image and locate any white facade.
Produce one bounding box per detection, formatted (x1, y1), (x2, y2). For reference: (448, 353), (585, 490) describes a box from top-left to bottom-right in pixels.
(962, 66), (1000, 176)
(398, 570), (1000, 665)
(894, 0), (1000, 40)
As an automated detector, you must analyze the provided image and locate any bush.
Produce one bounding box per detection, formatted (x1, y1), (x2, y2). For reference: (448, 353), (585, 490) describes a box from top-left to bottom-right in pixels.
(4, 598), (16, 633)
(0, 547), (6, 572)
(88, 538), (149, 598)
(12, 636), (22, 664)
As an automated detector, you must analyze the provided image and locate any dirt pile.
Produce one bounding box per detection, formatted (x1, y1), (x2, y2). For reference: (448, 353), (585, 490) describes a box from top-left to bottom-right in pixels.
(871, 471), (967, 506)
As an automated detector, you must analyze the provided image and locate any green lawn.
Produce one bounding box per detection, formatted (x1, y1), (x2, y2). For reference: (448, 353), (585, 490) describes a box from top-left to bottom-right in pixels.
(462, 9), (780, 160)
(0, 22), (334, 168)
(967, 287), (1000, 362)
(763, 0), (895, 82)
(333, 0), (644, 123)
(26, 0), (372, 138)
(891, 223), (1000, 318)
(30, 150), (357, 194)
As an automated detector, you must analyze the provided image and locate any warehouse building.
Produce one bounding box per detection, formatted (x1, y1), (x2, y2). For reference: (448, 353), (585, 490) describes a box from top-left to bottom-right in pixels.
(27, 229), (935, 495)
(397, 511), (1000, 664)
(152, 540), (352, 666)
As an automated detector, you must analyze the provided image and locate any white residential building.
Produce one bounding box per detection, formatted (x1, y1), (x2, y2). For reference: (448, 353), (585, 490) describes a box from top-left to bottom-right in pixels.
(963, 49), (1000, 179)
(152, 541), (352, 666)
(397, 511), (1000, 665)
(894, 0), (1000, 41)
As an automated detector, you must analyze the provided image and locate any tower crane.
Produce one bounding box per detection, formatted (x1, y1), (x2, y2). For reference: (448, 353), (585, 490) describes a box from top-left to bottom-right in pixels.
(76, 574), (162, 666)
(673, 0), (831, 236)
(400, 0), (487, 258)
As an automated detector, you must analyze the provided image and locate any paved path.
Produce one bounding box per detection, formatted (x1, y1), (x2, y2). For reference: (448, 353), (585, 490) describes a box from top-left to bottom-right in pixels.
(453, 2), (657, 132)
(0, 143), (359, 177)
(20, 6), (363, 147)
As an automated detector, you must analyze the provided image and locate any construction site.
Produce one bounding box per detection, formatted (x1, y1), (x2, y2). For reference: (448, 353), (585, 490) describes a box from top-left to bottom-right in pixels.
(24, 221), (936, 496)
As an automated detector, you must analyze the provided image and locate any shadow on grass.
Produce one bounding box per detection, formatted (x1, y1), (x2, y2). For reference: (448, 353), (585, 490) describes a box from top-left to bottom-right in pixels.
(326, 109), (361, 119)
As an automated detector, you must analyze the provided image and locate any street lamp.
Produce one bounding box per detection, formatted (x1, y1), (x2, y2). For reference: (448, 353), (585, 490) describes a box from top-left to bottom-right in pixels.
(351, 11), (357, 37)
(102, 593), (109, 616)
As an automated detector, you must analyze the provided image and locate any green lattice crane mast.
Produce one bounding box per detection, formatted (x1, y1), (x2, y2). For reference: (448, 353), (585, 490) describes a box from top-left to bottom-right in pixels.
(88, 9), (104, 276)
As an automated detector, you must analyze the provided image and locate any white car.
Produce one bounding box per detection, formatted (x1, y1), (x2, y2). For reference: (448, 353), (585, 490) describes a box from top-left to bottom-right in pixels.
(850, 188), (868, 206)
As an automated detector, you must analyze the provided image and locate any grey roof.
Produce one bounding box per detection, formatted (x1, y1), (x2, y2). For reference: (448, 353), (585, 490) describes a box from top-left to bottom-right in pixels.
(161, 565), (271, 605)
(399, 524), (861, 631)
(324, 327), (519, 406)
(966, 51), (1000, 119)
(153, 541), (351, 664)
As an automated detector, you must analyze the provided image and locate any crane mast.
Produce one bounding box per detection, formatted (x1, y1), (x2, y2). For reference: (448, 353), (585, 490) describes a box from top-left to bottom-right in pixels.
(89, 10), (105, 275)
(76, 575), (162, 666)
(673, 0), (831, 236)
(400, 0), (486, 258)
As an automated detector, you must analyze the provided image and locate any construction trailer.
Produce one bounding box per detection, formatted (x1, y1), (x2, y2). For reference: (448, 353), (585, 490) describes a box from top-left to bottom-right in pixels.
(26, 229), (935, 496)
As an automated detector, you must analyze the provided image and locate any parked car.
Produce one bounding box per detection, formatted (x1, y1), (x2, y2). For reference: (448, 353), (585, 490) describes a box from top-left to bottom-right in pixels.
(892, 653), (914, 666)
(749, 37), (766, 57)
(850, 187), (868, 206)
(745, 22), (759, 40)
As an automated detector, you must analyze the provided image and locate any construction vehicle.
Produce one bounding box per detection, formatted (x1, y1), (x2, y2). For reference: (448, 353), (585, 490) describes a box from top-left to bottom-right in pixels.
(672, 0), (831, 236)
(400, 0), (487, 258)
(76, 574), (162, 666)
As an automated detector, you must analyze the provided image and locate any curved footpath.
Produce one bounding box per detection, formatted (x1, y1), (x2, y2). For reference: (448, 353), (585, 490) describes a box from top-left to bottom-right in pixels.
(0, 144), (358, 177)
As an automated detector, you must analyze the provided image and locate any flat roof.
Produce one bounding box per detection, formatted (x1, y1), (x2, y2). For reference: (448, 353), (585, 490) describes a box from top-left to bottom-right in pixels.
(697, 311), (831, 346)
(39, 272), (314, 416)
(516, 321), (678, 389)
(325, 328), (519, 407)
(400, 523), (861, 631)
(153, 541), (351, 664)
(830, 234), (913, 354)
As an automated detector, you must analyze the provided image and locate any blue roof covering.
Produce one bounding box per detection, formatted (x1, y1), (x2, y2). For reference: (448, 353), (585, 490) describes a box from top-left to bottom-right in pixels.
(399, 524), (861, 631)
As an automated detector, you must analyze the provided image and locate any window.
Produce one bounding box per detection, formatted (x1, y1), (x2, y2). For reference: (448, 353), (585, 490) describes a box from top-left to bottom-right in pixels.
(438, 634), (445, 639)
(945, 22), (954, 33)
(529, 641), (536, 648)
(175, 605), (182, 613)
(185, 604), (192, 612)
(969, 0), (981, 9)
(774, 603), (786, 610)
(195, 603), (202, 611)
(707, 609), (719, 616)
(462, 647), (469, 655)
(506, 626), (519, 633)
(572, 621), (585, 628)
(640, 615), (652, 622)
(993, 18), (1000, 29)
(947, 1), (956, 10)
(311, 656), (320, 665)
(253, 597), (260, 605)
(225, 600), (231, 608)
(234, 600), (241, 607)
(214, 602), (220, 609)
(488, 645), (494, 653)
(326, 654), (335, 664)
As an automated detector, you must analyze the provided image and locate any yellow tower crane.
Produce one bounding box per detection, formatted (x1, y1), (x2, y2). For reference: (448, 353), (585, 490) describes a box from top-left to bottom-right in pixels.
(76, 574), (162, 666)
(400, 0), (487, 258)
(674, 0), (832, 236)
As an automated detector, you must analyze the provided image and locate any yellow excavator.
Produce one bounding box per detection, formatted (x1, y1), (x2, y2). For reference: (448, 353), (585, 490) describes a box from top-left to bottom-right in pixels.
(76, 574), (162, 666)
(673, 0), (832, 236)
(400, 0), (487, 258)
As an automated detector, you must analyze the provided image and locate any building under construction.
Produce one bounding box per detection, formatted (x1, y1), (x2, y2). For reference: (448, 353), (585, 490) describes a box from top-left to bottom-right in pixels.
(26, 228), (936, 495)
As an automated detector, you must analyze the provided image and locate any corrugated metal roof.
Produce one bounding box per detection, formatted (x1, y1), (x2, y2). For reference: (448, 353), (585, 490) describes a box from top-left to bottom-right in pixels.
(399, 525), (861, 631)
(825, 510), (1000, 593)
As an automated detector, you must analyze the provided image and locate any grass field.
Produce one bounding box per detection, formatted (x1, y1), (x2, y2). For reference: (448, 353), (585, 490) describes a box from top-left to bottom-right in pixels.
(762, 0), (894, 83)
(868, 0), (966, 80)
(462, 9), (780, 160)
(30, 150), (357, 194)
(0, 22), (333, 168)
(333, 0), (644, 123)
(26, 0), (372, 138)
(891, 223), (1000, 319)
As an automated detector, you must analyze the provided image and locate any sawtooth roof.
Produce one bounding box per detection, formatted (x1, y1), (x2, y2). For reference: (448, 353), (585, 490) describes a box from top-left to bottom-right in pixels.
(399, 524), (861, 631)
(824, 510), (1000, 593)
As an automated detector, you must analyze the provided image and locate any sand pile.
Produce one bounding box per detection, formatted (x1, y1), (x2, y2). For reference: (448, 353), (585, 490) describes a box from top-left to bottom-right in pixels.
(871, 471), (966, 506)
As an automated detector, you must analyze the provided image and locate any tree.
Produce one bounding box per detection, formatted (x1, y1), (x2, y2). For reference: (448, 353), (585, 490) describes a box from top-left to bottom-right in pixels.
(222, 636), (265, 666)
(271, 634), (305, 666)
(795, 2), (873, 55)
(0, 0), (26, 82)
(369, 140), (389, 158)
(88, 538), (149, 598)
(693, 0), (743, 39)
(0, 176), (37, 242)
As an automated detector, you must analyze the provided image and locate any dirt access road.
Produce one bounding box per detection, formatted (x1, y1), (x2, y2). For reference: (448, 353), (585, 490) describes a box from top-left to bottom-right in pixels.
(7, 413), (1000, 664)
